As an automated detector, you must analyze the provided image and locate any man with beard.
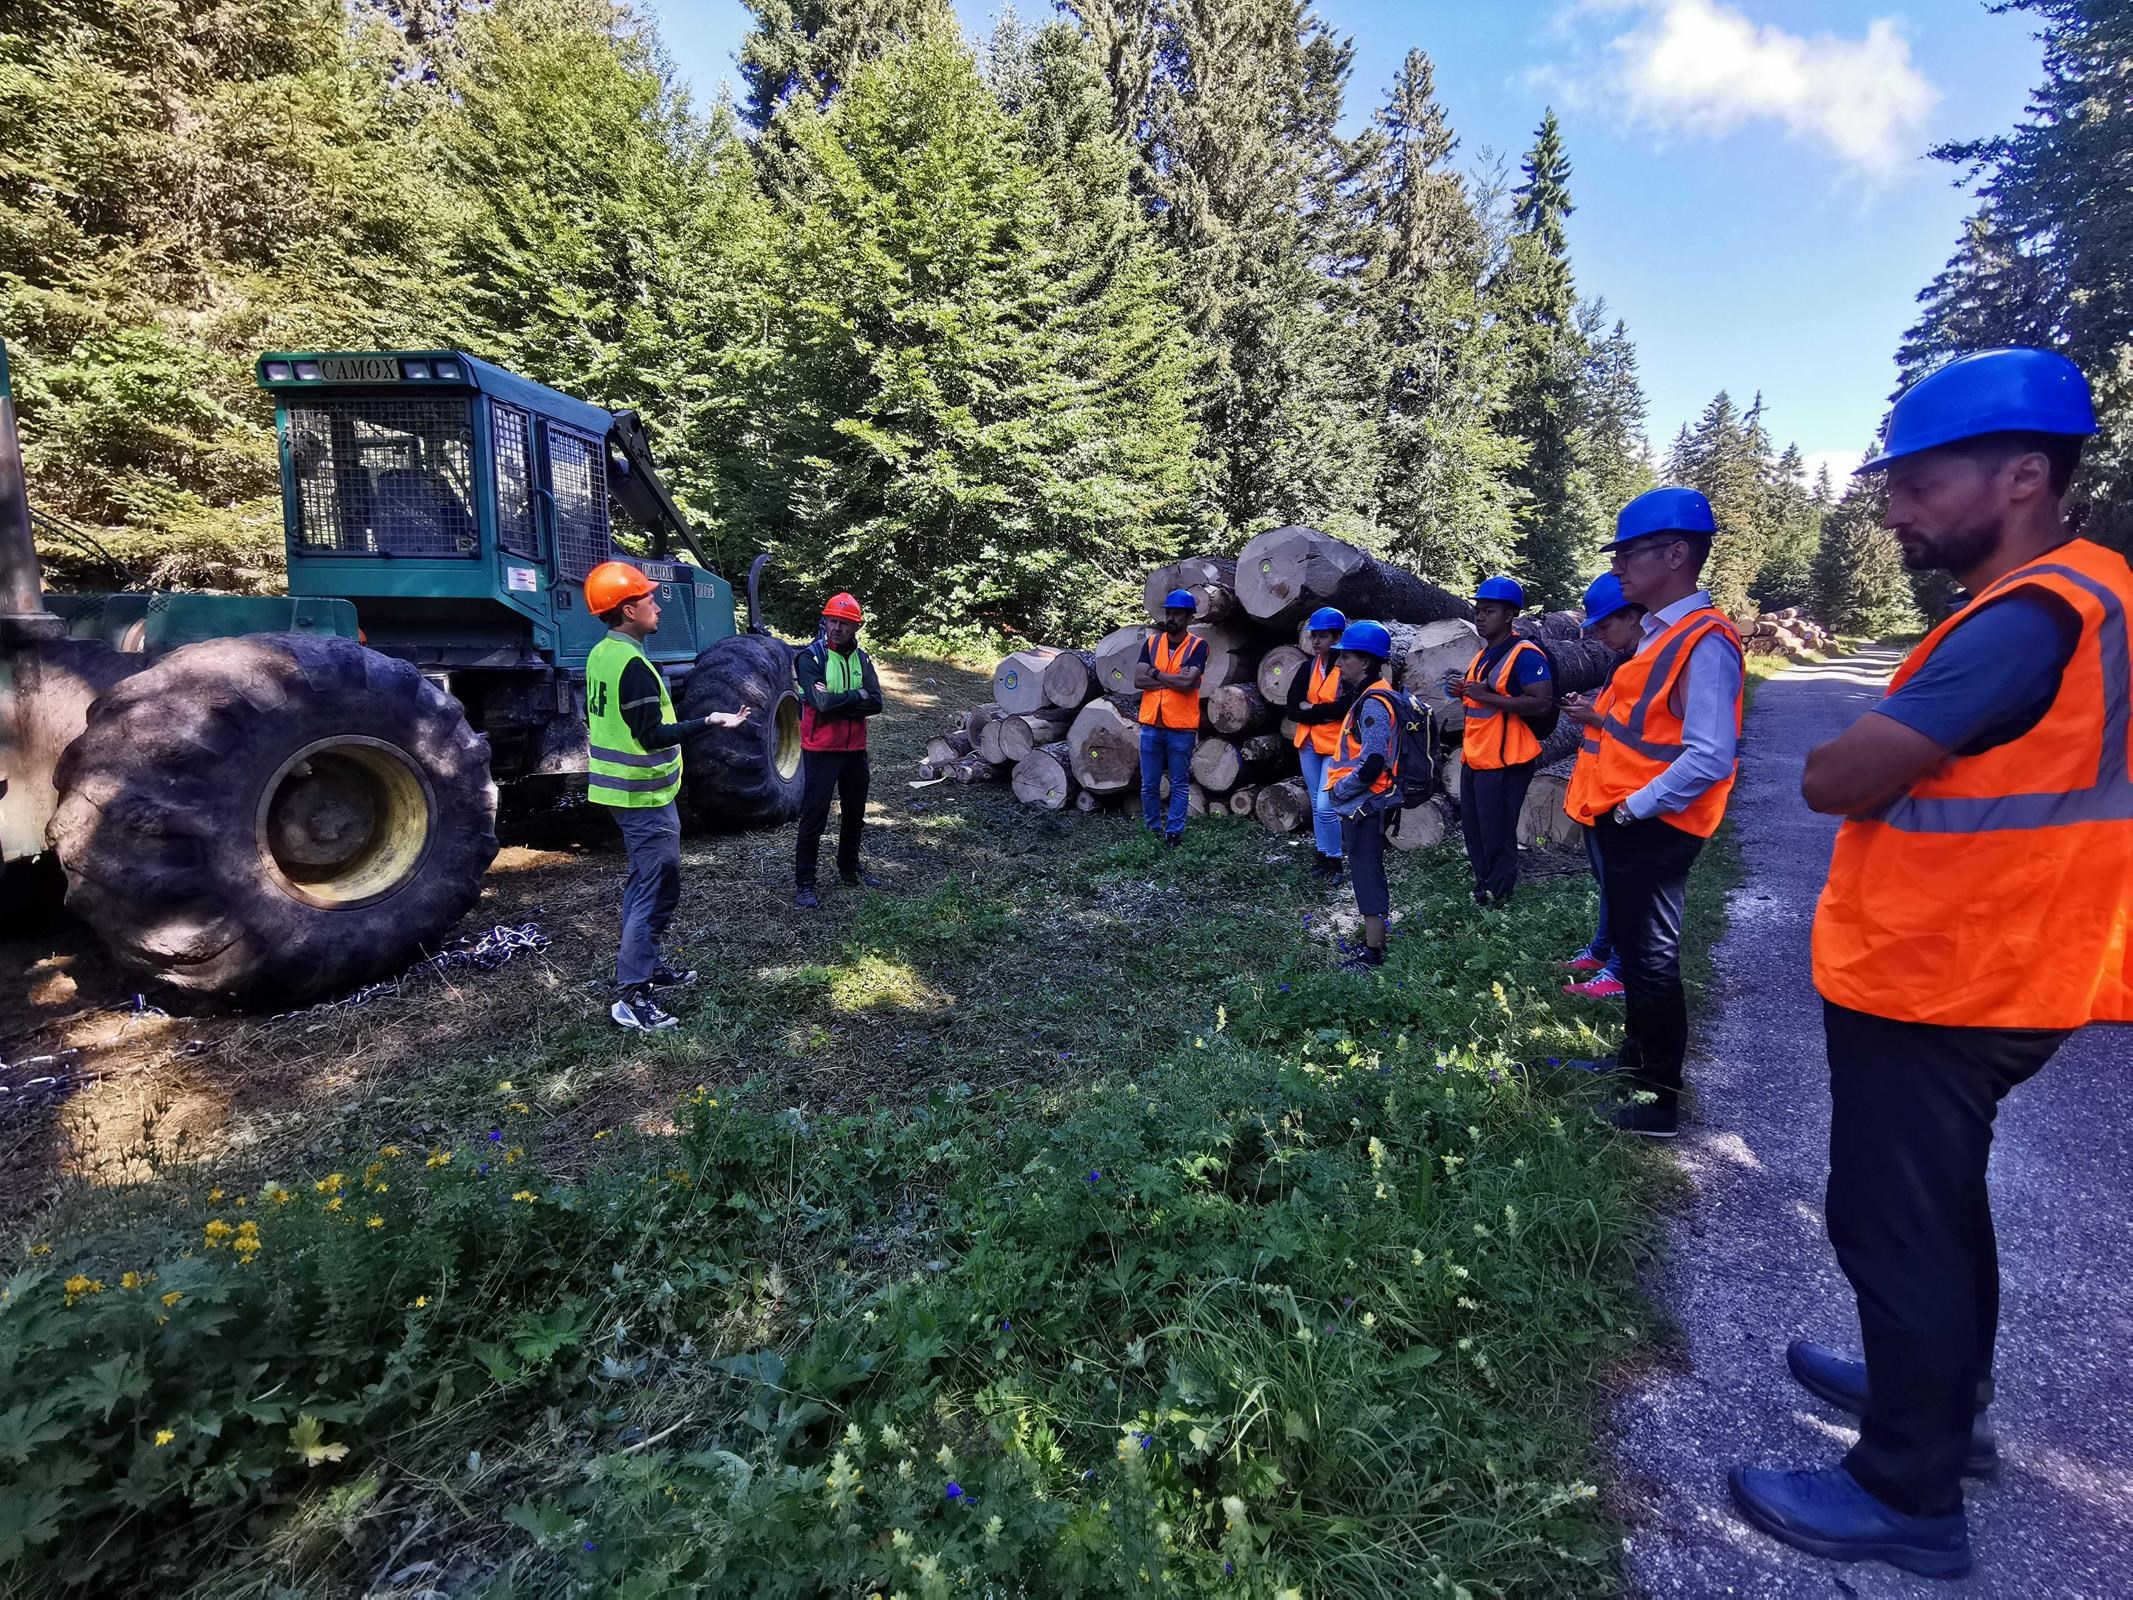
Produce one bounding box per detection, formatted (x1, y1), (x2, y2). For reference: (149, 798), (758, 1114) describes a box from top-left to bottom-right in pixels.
(1730, 348), (2131, 1580)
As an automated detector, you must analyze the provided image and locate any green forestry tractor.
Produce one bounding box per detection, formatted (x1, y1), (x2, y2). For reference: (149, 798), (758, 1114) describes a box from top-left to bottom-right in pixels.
(0, 341), (805, 1005)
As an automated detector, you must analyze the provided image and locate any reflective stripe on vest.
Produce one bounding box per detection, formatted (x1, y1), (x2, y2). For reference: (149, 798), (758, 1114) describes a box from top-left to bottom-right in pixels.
(1138, 631), (1202, 729)
(1813, 538), (2133, 1028)
(586, 633), (682, 808)
(1294, 653), (1343, 755)
(1566, 607), (1743, 837)
(1461, 639), (1546, 770)
(1326, 680), (1399, 796)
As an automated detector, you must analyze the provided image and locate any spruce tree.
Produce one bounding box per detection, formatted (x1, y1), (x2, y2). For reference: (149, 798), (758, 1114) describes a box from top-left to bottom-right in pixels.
(738, 0), (952, 131)
(1491, 111), (1602, 606)
(1581, 310), (1654, 529)
(1813, 475), (1919, 637)
(1753, 443), (1823, 613)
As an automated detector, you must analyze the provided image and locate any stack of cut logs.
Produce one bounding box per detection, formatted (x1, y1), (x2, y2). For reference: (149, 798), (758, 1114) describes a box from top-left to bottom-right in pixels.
(919, 525), (1623, 851)
(1742, 606), (1835, 659)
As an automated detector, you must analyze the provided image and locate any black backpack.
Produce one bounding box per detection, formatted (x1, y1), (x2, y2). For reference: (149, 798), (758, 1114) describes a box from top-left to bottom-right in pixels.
(1363, 687), (1437, 807)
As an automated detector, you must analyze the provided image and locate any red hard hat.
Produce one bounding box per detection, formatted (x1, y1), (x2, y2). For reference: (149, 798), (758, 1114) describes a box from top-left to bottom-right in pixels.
(821, 592), (864, 623)
(585, 560), (657, 614)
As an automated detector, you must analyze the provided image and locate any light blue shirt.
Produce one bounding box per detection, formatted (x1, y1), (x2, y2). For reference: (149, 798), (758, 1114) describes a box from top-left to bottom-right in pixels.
(1624, 590), (1743, 820)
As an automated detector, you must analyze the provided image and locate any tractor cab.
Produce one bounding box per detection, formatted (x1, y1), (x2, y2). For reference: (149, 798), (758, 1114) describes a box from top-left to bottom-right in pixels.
(255, 351), (736, 672)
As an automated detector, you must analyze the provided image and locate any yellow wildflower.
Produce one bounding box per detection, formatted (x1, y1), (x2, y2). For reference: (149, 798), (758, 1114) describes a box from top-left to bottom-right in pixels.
(63, 1274), (105, 1306)
(380, 1145), (403, 1158)
(161, 1291), (183, 1307)
(496, 1080), (514, 1092)
(120, 1271), (144, 1291)
(232, 1195), (246, 1208)
(366, 1216), (384, 1229)
(314, 1173), (345, 1195)
(510, 1190), (538, 1204)
(203, 1219), (233, 1246)
(270, 1187), (292, 1206)
(411, 1295), (428, 1308)
(425, 1149), (452, 1169)
(155, 1429), (175, 1447)
(324, 1196), (343, 1213)
(510, 1101), (530, 1114)
(207, 1188), (224, 1202)
(29, 1243), (51, 1257)
(593, 1129), (612, 1141)
(373, 1183), (388, 1194)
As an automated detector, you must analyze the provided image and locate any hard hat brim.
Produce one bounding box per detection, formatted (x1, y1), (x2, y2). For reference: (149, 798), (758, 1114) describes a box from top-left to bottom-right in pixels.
(1855, 419), (2099, 476)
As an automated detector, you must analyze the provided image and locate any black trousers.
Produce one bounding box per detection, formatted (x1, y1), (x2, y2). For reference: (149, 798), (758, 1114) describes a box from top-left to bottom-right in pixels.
(795, 749), (870, 887)
(1459, 759), (1536, 902)
(1341, 808), (1389, 918)
(1823, 1001), (2066, 1515)
(1594, 816), (1704, 1110)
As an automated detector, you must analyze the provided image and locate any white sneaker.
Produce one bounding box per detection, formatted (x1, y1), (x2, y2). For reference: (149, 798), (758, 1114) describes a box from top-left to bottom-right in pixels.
(611, 989), (679, 1031)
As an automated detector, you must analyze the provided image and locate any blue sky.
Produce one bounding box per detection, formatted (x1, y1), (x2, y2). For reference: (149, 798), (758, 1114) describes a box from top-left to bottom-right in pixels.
(648, 0), (2043, 486)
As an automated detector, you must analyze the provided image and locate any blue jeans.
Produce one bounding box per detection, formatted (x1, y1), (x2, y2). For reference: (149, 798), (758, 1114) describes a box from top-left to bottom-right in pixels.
(1297, 744), (1345, 858)
(1582, 823), (1619, 972)
(1139, 726), (1195, 835)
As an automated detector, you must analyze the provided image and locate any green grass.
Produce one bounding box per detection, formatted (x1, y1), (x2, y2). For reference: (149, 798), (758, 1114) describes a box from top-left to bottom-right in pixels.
(0, 652), (1719, 1599)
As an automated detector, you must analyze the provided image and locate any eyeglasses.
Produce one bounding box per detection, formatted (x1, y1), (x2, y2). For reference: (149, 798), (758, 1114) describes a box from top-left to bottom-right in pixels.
(1608, 537), (1682, 570)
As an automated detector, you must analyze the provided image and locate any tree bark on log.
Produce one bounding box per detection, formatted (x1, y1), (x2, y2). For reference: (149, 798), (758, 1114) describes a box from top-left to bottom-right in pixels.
(1012, 741), (1078, 809)
(925, 731), (973, 767)
(1073, 787), (1105, 813)
(977, 713), (1012, 767)
(952, 758), (1003, 783)
(1256, 644), (1309, 705)
(1388, 794), (1456, 852)
(1399, 618), (1482, 710)
(1191, 621), (1267, 695)
(1516, 759), (1582, 846)
(992, 647), (1069, 715)
(1042, 648), (1098, 710)
(1439, 751), (1463, 806)
(1092, 626), (1152, 698)
(1236, 525), (1476, 628)
(1000, 712), (1072, 762)
(1254, 777), (1311, 833)
(1536, 717), (1583, 767)
(1187, 781), (1212, 817)
(1205, 682), (1276, 736)
(962, 702), (1003, 743)
(1514, 622), (1620, 697)
(916, 760), (940, 780)
(1145, 556), (1239, 621)
(1228, 785), (1261, 816)
(1535, 610), (1583, 640)
(1190, 733), (1285, 792)
(1067, 695), (1142, 793)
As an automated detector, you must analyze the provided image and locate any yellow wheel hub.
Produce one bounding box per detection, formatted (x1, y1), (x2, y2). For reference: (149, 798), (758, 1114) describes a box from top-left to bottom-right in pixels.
(258, 737), (435, 908)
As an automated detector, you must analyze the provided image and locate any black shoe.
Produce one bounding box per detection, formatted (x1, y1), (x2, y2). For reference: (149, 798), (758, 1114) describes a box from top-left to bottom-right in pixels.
(647, 963), (696, 988)
(1607, 1098), (1678, 1138)
(1163, 833), (1182, 849)
(839, 870), (881, 889)
(795, 887), (820, 910)
(1728, 1465), (1970, 1580)
(611, 988), (679, 1032)
(1340, 947), (1385, 974)
(1786, 1342), (2000, 1478)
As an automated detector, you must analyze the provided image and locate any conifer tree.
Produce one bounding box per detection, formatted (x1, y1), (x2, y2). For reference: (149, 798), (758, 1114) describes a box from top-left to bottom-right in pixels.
(1813, 474), (1919, 636)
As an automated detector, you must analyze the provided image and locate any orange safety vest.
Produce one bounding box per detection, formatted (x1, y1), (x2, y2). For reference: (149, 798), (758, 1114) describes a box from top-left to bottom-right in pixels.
(1326, 679), (1399, 797)
(1813, 537), (2133, 1030)
(1138, 630), (1203, 730)
(1294, 653), (1344, 756)
(1564, 682), (1612, 823)
(1461, 638), (1549, 770)
(1565, 605), (1743, 837)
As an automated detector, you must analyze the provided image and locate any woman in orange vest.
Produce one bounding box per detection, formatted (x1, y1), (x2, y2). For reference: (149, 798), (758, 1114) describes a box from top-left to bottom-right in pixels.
(1567, 488), (1743, 1139)
(1730, 349), (2128, 1581)
(1443, 575), (1554, 906)
(1287, 606), (1360, 882)
(1323, 622), (1401, 972)
(1134, 590), (1208, 845)
(1557, 572), (1645, 1001)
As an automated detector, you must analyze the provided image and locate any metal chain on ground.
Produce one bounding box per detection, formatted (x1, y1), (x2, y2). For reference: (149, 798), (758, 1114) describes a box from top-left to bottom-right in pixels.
(266, 921), (550, 1020)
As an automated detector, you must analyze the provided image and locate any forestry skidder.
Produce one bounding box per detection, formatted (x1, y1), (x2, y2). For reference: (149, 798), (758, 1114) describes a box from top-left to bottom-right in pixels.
(0, 342), (804, 1005)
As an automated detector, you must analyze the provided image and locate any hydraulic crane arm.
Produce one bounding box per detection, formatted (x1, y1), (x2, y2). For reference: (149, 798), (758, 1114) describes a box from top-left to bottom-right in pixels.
(604, 409), (714, 572)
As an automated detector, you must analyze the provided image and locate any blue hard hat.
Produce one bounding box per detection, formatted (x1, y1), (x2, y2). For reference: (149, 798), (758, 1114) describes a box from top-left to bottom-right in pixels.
(1859, 347), (2097, 474)
(1604, 486), (1717, 550)
(1336, 620), (1391, 659)
(1305, 606), (1348, 633)
(1581, 572), (1630, 627)
(1474, 575), (1525, 608)
(1162, 588), (1197, 611)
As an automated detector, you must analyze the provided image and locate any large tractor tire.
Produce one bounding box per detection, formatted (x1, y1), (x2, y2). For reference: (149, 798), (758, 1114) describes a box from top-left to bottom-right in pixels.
(678, 632), (805, 830)
(47, 634), (498, 1005)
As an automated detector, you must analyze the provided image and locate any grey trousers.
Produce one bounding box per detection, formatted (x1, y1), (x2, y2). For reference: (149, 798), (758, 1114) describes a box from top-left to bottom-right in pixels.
(608, 801), (681, 990)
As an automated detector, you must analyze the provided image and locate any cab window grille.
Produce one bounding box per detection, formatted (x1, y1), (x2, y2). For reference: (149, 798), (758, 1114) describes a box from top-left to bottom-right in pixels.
(286, 398), (477, 557)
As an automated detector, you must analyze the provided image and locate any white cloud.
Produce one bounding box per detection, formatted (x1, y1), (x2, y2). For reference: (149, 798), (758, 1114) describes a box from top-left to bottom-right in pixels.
(1800, 448), (1869, 488)
(1571, 0), (1940, 177)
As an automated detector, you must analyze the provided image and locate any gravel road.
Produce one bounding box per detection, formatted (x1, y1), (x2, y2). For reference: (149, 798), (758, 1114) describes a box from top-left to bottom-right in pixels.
(1611, 646), (2133, 1597)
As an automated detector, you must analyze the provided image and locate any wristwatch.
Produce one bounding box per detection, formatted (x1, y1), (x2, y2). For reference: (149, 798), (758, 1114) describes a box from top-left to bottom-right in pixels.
(1611, 803), (1637, 826)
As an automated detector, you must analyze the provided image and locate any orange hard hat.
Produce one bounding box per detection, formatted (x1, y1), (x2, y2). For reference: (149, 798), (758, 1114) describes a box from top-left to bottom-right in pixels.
(585, 560), (657, 614)
(821, 592), (864, 623)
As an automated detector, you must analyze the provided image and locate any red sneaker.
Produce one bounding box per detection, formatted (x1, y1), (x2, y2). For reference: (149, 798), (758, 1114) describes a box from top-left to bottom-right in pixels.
(1559, 949), (1607, 974)
(1564, 972), (1626, 1000)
